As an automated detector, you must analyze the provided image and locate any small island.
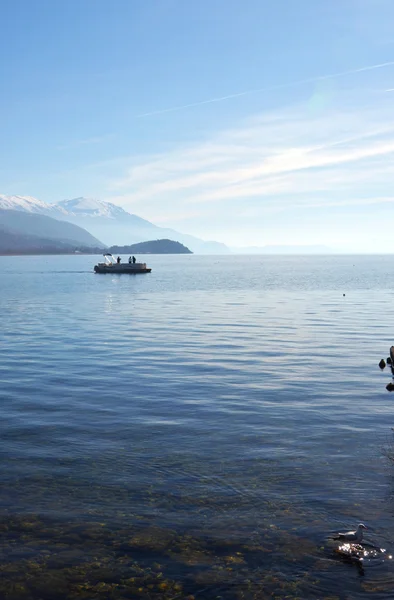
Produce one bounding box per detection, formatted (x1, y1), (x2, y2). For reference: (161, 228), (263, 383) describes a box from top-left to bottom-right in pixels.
(108, 239), (192, 254)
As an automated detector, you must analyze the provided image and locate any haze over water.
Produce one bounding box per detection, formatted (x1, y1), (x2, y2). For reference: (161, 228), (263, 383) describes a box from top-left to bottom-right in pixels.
(1, 254), (394, 599)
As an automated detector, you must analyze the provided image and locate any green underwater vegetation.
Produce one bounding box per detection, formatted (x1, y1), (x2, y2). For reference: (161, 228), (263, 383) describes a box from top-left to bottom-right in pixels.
(0, 509), (382, 600)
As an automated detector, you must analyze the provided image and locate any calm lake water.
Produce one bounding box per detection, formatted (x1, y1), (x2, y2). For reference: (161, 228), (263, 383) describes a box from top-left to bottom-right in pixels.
(1, 254), (394, 599)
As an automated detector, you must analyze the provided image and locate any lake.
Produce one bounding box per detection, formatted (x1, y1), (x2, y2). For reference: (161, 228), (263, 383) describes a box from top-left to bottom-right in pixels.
(1, 253), (394, 599)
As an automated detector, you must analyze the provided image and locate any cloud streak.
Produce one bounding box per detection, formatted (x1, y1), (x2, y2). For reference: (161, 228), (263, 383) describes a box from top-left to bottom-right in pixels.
(136, 60), (394, 118)
(105, 87), (394, 250)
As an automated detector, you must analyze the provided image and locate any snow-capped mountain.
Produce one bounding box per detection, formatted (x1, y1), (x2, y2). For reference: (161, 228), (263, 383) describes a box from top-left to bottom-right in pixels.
(57, 197), (130, 220)
(0, 194), (62, 214)
(56, 197), (154, 228)
(0, 195), (229, 254)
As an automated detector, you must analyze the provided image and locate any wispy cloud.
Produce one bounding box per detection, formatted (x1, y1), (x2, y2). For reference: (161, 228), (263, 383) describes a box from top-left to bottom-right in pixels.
(105, 87), (394, 249)
(136, 60), (394, 118)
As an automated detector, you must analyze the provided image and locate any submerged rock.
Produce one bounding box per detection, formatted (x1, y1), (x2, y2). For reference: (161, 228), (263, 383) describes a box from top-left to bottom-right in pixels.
(379, 359), (386, 370)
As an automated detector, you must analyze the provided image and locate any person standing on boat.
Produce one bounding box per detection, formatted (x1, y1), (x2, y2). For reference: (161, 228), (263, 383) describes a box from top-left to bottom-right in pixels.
(132, 256), (136, 264)
(128, 256), (132, 264)
(117, 256), (121, 264)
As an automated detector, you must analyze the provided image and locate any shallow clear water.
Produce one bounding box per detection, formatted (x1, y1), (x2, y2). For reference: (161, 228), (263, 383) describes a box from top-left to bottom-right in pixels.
(1, 254), (394, 599)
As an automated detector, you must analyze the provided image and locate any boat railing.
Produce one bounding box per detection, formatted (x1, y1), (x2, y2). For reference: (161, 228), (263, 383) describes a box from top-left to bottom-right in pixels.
(96, 257), (148, 269)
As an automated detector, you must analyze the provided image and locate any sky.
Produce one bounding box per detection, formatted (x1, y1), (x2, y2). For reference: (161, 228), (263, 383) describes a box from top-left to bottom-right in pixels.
(1, 0), (394, 251)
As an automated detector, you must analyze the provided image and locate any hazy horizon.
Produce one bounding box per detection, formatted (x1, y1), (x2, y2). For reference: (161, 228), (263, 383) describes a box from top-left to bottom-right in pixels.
(1, 1), (394, 252)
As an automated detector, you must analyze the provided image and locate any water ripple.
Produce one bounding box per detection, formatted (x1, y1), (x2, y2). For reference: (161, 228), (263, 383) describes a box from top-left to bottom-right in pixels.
(1, 254), (394, 598)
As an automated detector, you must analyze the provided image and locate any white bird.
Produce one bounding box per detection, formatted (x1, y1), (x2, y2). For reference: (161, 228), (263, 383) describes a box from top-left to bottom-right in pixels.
(332, 523), (367, 543)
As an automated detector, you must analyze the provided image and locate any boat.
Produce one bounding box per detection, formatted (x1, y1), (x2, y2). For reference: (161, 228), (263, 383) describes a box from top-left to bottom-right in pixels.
(94, 254), (151, 274)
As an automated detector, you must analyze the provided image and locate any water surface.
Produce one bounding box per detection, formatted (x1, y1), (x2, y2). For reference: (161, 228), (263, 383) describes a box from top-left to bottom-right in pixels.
(1, 254), (394, 599)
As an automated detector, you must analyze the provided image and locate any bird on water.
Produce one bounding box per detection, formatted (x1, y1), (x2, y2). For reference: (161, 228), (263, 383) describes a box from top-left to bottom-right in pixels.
(332, 523), (367, 543)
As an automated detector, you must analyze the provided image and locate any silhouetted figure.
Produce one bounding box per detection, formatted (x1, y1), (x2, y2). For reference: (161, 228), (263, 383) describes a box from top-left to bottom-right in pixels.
(132, 256), (136, 264)
(128, 256), (132, 264)
(117, 256), (121, 264)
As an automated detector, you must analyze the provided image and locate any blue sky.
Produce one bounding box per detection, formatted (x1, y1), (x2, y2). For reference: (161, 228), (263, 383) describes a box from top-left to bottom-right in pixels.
(1, 0), (394, 250)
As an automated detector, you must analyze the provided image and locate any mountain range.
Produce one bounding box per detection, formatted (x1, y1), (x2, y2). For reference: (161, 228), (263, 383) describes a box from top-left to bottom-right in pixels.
(0, 195), (336, 255)
(0, 226), (91, 254)
(0, 195), (229, 254)
(0, 208), (105, 253)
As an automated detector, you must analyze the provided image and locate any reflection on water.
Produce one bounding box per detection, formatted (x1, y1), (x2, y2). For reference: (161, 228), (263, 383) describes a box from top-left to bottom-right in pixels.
(335, 541), (392, 565)
(1, 254), (394, 598)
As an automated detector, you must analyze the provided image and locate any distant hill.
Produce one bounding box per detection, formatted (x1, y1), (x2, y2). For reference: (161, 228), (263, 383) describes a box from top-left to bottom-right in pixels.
(0, 195), (229, 254)
(231, 244), (334, 254)
(56, 197), (227, 254)
(0, 209), (105, 249)
(109, 239), (192, 254)
(0, 226), (95, 254)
